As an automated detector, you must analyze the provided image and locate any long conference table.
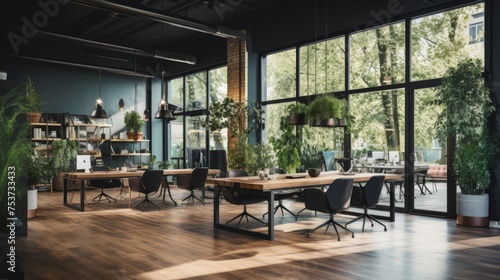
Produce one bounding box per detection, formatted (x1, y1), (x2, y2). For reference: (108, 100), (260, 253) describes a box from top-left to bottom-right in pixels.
(63, 168), (220, 211)
(206, 171), (402, 240)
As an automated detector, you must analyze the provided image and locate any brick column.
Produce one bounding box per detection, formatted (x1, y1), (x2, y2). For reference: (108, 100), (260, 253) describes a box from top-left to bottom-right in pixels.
(227, 35), (247, 151)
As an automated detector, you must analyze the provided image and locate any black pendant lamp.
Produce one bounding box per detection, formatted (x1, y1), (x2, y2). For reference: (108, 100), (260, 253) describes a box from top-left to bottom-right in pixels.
(90, 70), (108, 118)
(155, 97), (175, 120)
(119, 98), (125, 111)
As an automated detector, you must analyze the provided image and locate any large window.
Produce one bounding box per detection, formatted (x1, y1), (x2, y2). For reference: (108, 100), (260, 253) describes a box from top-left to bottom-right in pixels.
(264, 48), (296, 101)
(350, 22), (406, 89)
(411, 4), (484, 81)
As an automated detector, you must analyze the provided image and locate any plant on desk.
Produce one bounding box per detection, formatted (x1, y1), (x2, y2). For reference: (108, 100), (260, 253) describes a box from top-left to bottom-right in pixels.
(301, 143), (323, 177)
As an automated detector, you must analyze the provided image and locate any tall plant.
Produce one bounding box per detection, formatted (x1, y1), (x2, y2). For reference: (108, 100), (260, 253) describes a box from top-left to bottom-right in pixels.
(1, 78), (44, 232)
(269, 116), (302, 173)
(51, 140), (78, 175)
(433, 58), (498, 194)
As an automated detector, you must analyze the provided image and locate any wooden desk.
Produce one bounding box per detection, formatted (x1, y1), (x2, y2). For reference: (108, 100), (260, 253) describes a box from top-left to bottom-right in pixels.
(63, 168), (220, 211)
(206, 171), (401, 240)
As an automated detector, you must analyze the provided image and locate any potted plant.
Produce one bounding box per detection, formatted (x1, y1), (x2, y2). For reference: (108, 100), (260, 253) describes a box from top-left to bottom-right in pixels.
(287, 102), (308, 125)
(124, 111), (146, 140)
(246, 142), (275, 176)
(433, 58), (499, 227)
(50, 139), (78, 191)
(338, 99), (355, 133)
(307, 94), (342, 127)
(25, 77), (44, 123)
(301, 143), (323, 177)
(27, 153), (53, 218)
(270, 116), (303, 173)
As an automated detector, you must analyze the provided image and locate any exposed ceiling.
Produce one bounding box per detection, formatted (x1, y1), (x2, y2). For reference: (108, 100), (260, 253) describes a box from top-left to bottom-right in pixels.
(0, 0), (291, 78)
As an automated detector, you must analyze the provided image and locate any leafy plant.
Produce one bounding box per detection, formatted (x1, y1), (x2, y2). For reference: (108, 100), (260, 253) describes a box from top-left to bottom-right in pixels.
(51, 140), (78, 175)
(246, 142), (275, 175)
(27, 153), (52, 189)
(300, 143), (323, 171)
(269, 116), (302, 173)
(1, 78), (44, 231)
(307, 94), (343, 121)
(124, 111), (145, 134)
(287, 102), (308, 115)
(25, 76), (45, 113)
(433, 58), (498, 194)
(157, 161), (172, 169)
(339, 99), (355, 133)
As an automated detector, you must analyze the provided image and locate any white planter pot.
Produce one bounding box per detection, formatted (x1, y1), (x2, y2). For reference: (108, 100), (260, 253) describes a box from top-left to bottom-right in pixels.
(27, 189), (37, 219)
(457, 193), (489, 227)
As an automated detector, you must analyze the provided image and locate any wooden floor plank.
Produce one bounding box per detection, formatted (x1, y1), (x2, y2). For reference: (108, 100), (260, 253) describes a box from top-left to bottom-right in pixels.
(16, 187), (500, 279)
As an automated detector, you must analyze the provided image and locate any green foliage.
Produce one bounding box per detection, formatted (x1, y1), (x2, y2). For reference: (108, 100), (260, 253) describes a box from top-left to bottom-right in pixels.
(287, 102), (308, 115)
(433, 58), (497, 194)
(51, 140), (78, 175)
(246, 142), (275, 175)
(27, 153), (52, 189)
(269, 116), (302, 173)
(124, 111), (145, 133)
(1, 77), (44, 228)
(307, 94), (342, 120)
(25, 76), (45, 113)
(300, 143), (323, 170)
(156, 161), (172, 169)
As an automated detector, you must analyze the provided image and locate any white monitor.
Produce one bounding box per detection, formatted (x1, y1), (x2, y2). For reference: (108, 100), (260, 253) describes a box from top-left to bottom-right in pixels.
(388, 151), (400, 164)
(76, 155), (92, 173)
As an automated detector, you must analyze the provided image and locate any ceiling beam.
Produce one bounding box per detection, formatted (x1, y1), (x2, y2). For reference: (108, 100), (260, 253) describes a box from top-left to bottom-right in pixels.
(68, 0), (246, 39)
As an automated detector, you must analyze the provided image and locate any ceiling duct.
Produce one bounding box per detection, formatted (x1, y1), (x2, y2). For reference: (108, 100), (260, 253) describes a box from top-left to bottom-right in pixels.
(36, 29), (197, 65)
(69, 0), (246, 39)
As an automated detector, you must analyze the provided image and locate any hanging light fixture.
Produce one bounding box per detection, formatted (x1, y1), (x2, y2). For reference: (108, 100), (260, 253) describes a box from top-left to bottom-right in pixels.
(119, 98), (125, 111)
(90, 69), (108, 118)
(155, 10), (175, 121)
(90, 0), (108, 119)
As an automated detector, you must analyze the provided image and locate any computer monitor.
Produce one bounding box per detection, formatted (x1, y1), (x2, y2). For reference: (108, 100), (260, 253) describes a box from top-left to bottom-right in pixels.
(76, 155), (92, 173)
(187, 148), (206, 168)
(388, 151), (400, 164)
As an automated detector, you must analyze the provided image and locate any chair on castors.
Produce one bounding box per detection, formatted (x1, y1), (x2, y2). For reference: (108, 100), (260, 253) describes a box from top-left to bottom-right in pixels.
(345, 175), (387, 232)
(222, 169), (267, 228)
(177, 167), (209, 205)
(263, 168), (300, 220)
(89, 166), (122, 203)
(130, 169), (164, 211)
(304, 178), (354, 241)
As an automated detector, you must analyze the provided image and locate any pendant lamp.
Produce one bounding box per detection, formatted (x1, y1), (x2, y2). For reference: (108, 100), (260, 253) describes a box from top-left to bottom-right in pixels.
(90, 70), (108, 118)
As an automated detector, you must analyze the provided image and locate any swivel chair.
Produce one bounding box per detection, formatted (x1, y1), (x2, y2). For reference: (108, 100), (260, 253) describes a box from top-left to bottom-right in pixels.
(263, 168), (300, 220)
(222, 169), (267, 228)
(89, 166), (121, 203)
(304, 178), (354, 241)
(178, 167), (209, 205)
(345, 175), (387, 232)
(130, 169), (164, 211)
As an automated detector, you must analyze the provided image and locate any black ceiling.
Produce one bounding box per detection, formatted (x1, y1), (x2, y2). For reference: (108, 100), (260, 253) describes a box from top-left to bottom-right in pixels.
(1, 0), (447, 78)
(0, 0), (291, 78)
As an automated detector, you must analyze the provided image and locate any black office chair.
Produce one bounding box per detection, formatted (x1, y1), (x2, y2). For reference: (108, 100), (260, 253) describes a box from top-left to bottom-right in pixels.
(345, 175), (387, 232)
(89, 166), (121, 203)
(304, 178), (354, 241)
(130, 169), (164, 211)
(263, 168), (300, 220)
(222, 169), (267, 228)
(178, 167), (209, 206)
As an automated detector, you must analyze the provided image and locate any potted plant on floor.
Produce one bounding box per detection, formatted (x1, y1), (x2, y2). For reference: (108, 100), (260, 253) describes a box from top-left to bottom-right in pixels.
(124, 110), (146, 140)
(50, 139), (78, 191)
(433, 58), (499, 227)
(27, 153), (53, 218)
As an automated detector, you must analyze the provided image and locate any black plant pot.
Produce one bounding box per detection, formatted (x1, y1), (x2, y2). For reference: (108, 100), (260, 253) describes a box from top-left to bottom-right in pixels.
(289, 113), (308, 125)
(307, 168), (321, 177)
(320, 118), (338, 127)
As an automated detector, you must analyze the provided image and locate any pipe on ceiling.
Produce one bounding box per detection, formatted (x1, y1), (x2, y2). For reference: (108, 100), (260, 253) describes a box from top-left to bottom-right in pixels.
(37, 30), (197, 65)
(69, 0), (245, 39)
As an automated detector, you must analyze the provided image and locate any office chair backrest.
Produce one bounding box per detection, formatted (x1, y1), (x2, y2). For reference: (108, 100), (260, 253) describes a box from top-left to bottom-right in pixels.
(363, 175), (385, 206)
(191, 167), (209, 189)
(228, 169), (249, 177)
(322, 151), (336, 171)
(140, 170), (163, 192)
(326, 178), (354, 212)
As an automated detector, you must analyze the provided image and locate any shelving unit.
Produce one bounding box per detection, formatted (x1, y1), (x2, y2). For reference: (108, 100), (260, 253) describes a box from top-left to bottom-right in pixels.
(65, 114), (112, 159)
(108, 139), (151, 167)
(30, 113), (63, 158)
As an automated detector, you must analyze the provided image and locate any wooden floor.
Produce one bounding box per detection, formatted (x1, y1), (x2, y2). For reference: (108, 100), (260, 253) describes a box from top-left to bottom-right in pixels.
(17, 186), (500, 280)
